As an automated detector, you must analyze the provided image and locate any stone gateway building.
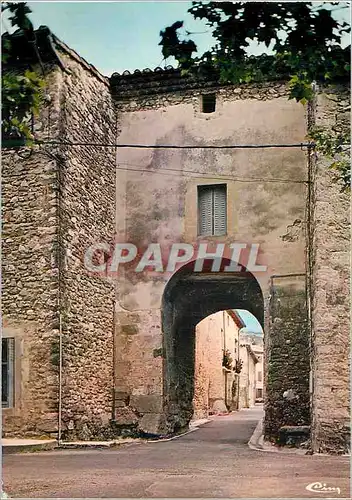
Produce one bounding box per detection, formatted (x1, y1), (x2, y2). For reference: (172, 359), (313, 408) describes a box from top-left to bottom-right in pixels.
(2, 28), (350, 454)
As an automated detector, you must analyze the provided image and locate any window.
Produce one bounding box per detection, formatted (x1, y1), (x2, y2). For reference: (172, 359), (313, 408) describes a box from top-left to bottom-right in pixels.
(201, 93), (216, 113)
(2, 338), (15, 408)
(198, 184), (227, 236)
(258, 371), (262, 382)
(256, 388), (263, 399)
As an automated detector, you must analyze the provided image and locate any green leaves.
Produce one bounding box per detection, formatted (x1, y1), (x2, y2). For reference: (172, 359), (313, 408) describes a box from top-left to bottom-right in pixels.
(2, 3), (45, 143)
(309, 126), (351, 191)
(159, 21), (197, 63)
(288, 74), (314, 104)
(3, 2), (34, 32)
(158, 1), (350, 188)
(158, 2), (350, 102)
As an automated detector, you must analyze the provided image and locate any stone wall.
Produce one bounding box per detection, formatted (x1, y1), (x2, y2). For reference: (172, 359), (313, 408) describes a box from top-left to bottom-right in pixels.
(2, 44), (117, 440)
(2, 67), (64, 436)
(309, 86), (350, 454)
(53, 50), (116, 440)
(264, 275), (310, 442)
(2, 151), (59, 436)
(3, 34), (349, 449)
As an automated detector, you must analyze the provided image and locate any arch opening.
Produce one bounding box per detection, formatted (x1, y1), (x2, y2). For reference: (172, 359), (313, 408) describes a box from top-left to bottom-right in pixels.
(161, 258), (264, 433)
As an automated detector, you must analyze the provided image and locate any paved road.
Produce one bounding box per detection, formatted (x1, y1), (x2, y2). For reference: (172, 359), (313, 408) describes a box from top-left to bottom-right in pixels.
(3, 406), (350, 498)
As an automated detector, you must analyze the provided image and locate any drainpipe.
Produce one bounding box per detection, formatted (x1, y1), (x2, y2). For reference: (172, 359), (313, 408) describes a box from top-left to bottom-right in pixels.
(247, 346), (250, 407)
(222, 311), (226, 408)
(238, 344), (242, 410)
(58, 312), (63, 444)
(111, 295), (116, 421)
(222, 311), (226, 350)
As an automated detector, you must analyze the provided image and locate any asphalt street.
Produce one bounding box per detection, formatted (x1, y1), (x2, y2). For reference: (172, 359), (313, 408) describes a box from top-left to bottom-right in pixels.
(3, 406), (350, 498)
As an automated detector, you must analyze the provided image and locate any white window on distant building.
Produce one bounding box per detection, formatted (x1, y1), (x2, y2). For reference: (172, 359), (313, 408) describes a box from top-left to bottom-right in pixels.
(2, 338), (15, 408)
(198, 184), (227, 236)
(258, 371), (262, 382)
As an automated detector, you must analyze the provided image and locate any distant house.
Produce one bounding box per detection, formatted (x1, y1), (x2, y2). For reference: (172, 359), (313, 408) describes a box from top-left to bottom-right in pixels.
(193, 310), (246, 419)
(239, 333), (259, 408)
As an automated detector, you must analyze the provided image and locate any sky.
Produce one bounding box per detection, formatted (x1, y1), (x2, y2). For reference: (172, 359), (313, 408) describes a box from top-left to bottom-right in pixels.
(236, 310), (263, 334)
(2, 1), (350, 77)
(6, 0), (215, 75)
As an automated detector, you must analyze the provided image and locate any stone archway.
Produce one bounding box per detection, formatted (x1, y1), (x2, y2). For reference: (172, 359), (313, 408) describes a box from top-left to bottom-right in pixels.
(161, 259), (264, 433)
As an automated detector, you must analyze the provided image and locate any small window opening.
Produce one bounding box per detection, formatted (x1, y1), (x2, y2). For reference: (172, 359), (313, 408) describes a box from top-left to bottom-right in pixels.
(201, 93), (216, 113)
(2, 338), (15, 408)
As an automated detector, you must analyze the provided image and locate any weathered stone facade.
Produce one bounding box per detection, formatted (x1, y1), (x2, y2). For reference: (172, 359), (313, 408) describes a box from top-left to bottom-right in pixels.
(56, 51), (116, 440)
(2, 30), (350, 452)
(309, 86), (350, 454)
(264, 275), (310, 442)
(3, 38), (116, 440)
(2, 139), (60, 436)
(110, 71), (308, 435)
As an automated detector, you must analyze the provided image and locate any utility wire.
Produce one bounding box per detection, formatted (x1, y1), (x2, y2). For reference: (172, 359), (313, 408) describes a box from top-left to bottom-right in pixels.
(4, 146), (310, 184)
(3, 139), (313, 184)
(32, 139), (314, 150)
(114, 164), (309, 184)
(3, 160), (309, 184)
(115, 160), (308, 182)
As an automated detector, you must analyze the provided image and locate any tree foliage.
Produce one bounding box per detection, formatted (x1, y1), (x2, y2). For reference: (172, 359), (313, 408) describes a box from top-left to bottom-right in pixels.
(159, 2), (350, 103)
(2, 2), (45, 142)
(159, 2), (351, 189)
(309, 126), (350, 189)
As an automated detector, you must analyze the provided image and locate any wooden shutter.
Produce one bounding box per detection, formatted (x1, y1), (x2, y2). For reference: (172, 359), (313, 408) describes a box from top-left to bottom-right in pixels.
(198, 187), (213, 236)
(213, 184), (227, 235)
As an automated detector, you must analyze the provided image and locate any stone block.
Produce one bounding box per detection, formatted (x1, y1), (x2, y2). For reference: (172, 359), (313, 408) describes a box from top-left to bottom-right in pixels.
(278, 425), (310, 447)
(115, 361), (131, 377)
(139, 413), (166, 435)
(210, 399), (227, 414)
(114, 407), (139, 426)
(114, 391), (130, 402)
(36, 413), (58, 433)
(130, 395), (163, 414)
(116, 312), (140, 325)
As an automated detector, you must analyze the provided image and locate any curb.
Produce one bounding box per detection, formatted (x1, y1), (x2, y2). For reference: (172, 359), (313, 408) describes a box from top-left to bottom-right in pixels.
(59, 437), (141, 449)
(2, 438), (142, 453)
(2, 440), (58, 454)
(2, 422), (212, 452)
(147, 418), (212, 443)
(147, 427), (197, 443)
(248, 418), (265, 451)
(248, 419), (307, 455)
